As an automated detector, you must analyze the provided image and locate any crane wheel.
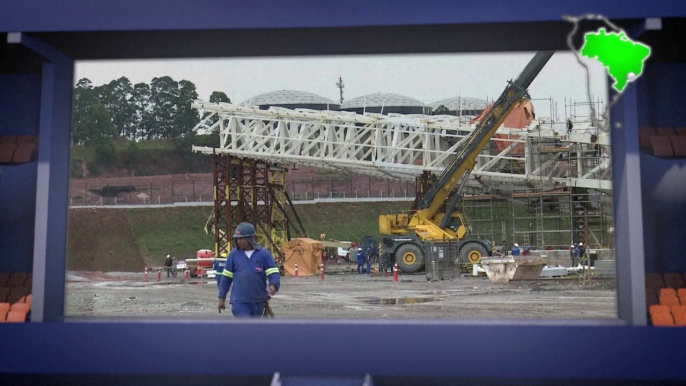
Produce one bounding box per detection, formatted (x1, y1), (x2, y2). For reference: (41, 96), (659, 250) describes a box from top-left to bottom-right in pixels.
(395, 243), (424, 273)
(460, 242), (488, 264)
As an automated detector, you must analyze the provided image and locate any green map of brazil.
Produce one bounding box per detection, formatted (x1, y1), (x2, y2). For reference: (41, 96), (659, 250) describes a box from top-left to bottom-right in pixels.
(580, 28), (651, 92)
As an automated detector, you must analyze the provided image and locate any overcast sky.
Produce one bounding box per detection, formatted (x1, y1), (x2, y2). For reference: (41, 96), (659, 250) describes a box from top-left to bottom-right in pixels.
(74, 52), (608, 119)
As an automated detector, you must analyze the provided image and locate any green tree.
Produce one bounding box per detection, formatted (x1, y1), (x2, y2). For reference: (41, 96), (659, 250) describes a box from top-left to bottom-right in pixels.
(432, 104), (450, 115)
(209, 91), (230, 104)
(72, 78), (97, 145)
(148, 76), (179, 139)
(82, 103), (117, 145)
(174, 80), (201, 138)
(131, 82), (151, 141)
(206, 91), (231, 133)
(101, 77), (135, 139)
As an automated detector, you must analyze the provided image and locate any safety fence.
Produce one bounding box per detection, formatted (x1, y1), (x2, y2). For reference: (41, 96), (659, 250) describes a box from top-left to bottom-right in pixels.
(68, 176), (419, 207)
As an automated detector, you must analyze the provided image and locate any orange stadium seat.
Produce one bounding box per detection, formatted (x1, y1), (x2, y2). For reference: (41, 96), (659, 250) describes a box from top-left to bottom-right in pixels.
(660, 295), (680, 308)
(656, 127), (675, 136)
(650, 136), (674, 157)
(664, 273), (685, 289)
(5, 310), (27, 323)
(645, 273), (665, 291)
(660, 288), (677, 298)
(649, 305), (670, 317)
(651, 313), (675, 326)
(669, 136), (686, 157)
(7, 287), (29, 305)
(11, 302), (30, 314)
(11, 142), (34, 163)
(0, 143), (17, 163)
(0, 288), (9, 303)
(672, 306), (686, 326)
(24, 274), (33, 288)
(0, 303), (10, 315)
(24, 294), (32, 306)
(646, 289), (659, 308)
(7, 273), (27, 287)
(678, 288), (686, 304)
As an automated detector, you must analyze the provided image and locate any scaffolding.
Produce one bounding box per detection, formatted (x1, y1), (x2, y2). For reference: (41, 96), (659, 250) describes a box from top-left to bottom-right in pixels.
(463, 105), (613, 250)
(209, 154), (307, 266)
(463, 189), (612, 250)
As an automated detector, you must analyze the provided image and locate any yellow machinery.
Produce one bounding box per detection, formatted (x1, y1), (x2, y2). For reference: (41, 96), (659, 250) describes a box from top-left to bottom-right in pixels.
(380, 51), (555, 273)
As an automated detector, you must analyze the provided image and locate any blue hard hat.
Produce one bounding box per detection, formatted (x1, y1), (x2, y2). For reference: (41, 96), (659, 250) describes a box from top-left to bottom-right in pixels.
(233, 222), (257, 238)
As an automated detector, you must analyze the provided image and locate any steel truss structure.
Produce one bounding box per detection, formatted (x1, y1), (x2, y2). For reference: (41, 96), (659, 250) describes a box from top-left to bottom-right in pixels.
(191, 101), (612, 195)
(194, 101), (613, 249)
(208, 154), (307, 264)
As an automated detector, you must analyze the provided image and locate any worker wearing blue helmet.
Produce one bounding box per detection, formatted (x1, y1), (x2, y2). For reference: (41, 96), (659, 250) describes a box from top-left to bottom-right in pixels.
(217, 222), (281, 317)
(213, 251), (228, 288)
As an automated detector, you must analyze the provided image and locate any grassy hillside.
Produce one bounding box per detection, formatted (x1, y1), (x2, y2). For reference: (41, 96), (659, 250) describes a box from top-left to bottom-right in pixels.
(295, 201), (410, 242)
(67, 201), (410, 271)
(126, 207), (215, 265)
(70, 136), (216, 178)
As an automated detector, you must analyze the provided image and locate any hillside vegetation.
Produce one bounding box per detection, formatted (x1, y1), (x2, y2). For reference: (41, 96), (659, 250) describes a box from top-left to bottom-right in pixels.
(67, 201), (409, 270)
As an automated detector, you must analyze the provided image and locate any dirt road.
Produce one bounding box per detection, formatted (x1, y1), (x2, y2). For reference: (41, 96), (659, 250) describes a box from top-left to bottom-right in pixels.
(65, 271), (617, 320)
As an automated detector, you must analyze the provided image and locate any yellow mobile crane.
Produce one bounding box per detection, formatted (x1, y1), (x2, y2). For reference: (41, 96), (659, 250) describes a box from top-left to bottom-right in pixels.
(379, 51), (554, 273)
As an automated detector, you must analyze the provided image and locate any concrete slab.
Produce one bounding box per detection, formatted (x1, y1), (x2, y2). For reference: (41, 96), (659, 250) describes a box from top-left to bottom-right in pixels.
(595, 260), (616, 277)
(539, 266), (569, 278)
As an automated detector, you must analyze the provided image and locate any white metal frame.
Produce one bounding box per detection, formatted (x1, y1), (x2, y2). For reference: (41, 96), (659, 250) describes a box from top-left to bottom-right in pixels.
(192, 101), (612, 193)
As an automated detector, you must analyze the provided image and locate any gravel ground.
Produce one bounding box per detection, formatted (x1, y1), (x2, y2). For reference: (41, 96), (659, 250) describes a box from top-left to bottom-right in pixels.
(65, 270), (617, 321)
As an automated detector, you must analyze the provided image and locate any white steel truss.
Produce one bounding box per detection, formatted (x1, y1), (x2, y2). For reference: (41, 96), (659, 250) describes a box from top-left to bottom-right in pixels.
(191, 101), (612, 193)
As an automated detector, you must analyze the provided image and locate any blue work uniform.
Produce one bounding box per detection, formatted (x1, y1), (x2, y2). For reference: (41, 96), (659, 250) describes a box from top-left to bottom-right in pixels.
(213, 259), (226, 288)
(218, 247), (281, 317)
(366, 248), (371, 275)
(512, 246), (521, 256)
(357, 249), (365, 274)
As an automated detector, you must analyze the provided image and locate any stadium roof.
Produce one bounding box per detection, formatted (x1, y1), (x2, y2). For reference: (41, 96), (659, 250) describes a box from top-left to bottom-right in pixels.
(242, 89), (337, 106)
(429, 96), (488, 111)
(341, 93), (425, 109)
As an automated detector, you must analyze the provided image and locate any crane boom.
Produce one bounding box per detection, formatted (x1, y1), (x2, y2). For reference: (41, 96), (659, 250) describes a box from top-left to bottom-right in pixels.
(416, 51), (554, 219)
(379, 51), (555, 273)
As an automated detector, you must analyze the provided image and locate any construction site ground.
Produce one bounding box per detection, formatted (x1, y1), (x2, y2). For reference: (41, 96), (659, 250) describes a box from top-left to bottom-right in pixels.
(65, 268), (617, 320)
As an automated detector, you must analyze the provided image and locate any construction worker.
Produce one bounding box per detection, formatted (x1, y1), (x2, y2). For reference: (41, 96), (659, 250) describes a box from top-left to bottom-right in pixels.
(164, 254), (173, 278)
(512, 243), (521, 256)
(213, 252), (228, 288)
(569, 245), (577, 267)
(573, 243), (580, 266)
(578, 242), (587, 266)
(217, 222), (280, 318)
(357, 248), (365, 274)
(366, 246), (372, 275)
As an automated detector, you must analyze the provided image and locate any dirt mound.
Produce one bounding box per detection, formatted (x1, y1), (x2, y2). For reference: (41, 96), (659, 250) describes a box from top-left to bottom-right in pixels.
(68, 209), (146, 272)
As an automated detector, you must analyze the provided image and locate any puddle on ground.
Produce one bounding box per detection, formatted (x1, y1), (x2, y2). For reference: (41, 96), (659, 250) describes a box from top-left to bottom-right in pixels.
(103, 280), (212, 288)
(363, 297), (439, 305)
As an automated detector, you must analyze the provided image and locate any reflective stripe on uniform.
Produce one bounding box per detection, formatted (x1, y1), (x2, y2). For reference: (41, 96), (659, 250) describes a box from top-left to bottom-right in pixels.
(223, 270), (234, 278)
(265, 267), (279, 276)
